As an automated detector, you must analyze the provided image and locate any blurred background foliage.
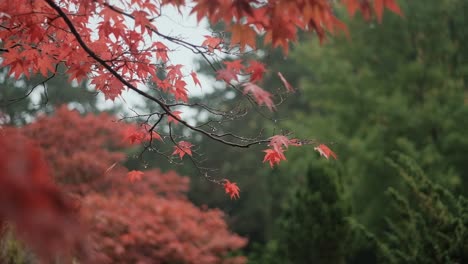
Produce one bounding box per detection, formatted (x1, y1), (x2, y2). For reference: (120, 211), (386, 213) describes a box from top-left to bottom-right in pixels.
(189, 0), (468, 261)
(1, 0), (468, 262)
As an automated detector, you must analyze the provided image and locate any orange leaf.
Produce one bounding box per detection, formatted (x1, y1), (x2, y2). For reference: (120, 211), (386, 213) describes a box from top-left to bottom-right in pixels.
(229, 24), (256, 51)
(314, 144), (338, 160)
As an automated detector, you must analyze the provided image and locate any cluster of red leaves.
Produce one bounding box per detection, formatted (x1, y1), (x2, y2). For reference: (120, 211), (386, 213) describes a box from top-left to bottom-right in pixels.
(0, 1), (400, 194)
(21, 106), (130, 195)
(189, 0), (402, 53)
(123, 124), (162, 145)
(223, 180), (241, 200)
(263, 135), (338, 167)
(263, 135), (301, 167)
(83, 192), (247, 263)
(172, 141), (194, 159)
(12, 107), (247, 262)
(215, 58), (294, 111)
(0, 129), (83, 260)
(0, 0), (189, 101)
(121, 169), (190, 199)
(0, 0), (401, 102)
(0, 0), (402, 258)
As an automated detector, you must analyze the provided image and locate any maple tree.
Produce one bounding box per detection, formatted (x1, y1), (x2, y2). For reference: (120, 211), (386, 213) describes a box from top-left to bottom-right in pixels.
(3, 107), (247, 262)
(0, 0), (401, 186)
(0, 128), (84, 261)
(0, 0), (402, 260)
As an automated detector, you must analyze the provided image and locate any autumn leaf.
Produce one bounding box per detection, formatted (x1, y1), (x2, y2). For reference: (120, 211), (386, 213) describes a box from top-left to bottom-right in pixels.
(314, 144), (338, 160)
(127, 170), (144, 183)
(242, 82), (275, 111)
(277, 72), (295, 93)
(229, 24), (257, 51)
(246, 60), (266, 83)
(223, 179), (240, 199)
(173, 79), (189, 102)
(216, 68), (239, 83)
(123, 126), (146, 144)
(201, 35), (223, 52)
(123, 125), (162, 144)
(154, 41), (169, 62)
(132, 10), (151, 33)
(262, 148), (286, 168)
(269, 135), (295, 152)
(223, 59), (244, 74)
(167, 110), (182, 124)
(191, 71), (201, 87)
(374, 0), (403, 22)
(172, 141), (194, 159)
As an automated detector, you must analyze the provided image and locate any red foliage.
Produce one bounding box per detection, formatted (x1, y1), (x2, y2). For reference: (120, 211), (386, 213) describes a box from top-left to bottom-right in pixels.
(277, 72), (295, 93)
(314, 144), (338, 160)
(15, 107), (247, 262)
(263, 148), (286, 168)
(0, 129), (83, 260)
(83, 193), (247, 264)
(223, 180), (241, 200)
(0, 0), (403, 259)
(242, 82), (275, 111)
(0, 0), (401, 97)
(0, 0), (402, 186)
(127, 170), (144, 183)
(173, 141), (194, 159)
(246, 60), (267, 83)
(21, 106), (130, 195)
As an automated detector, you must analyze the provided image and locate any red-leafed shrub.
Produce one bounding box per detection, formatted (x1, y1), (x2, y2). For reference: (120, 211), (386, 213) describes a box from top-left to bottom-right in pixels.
(22, 106), (129, 195)
(0, 129), (83, 260)
(83, 193), (247, 264)
(17, 107), (247, 262)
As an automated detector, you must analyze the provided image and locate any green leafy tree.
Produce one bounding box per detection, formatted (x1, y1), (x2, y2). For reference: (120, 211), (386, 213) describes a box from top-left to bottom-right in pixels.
(250, 164), (352, 264)
(375, 154), (468, 263)
(273, 0), (468, 230)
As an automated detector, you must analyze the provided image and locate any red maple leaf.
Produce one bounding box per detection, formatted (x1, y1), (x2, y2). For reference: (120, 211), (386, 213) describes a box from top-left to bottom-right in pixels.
(246, 60), (266, 83)
(172, 141), (194, 159)
(262, 148), (286, 168)
(229, 24), (257, 51)
(173, 79), (188, 102)
(132, 10), (151, 34)
(242, 82), (275, 111)
(223, 59), (244, 75)
(314, 144), (338, 160)
(269, 135), (297, 152)
(374, 0), (403, 22)
(123, 126), (146, 144)
(191, 71), (201, 87)
(201, 35), (222, 52)
(127, 170), (144, 183)
(167, 110), (182, 124)
(154, 41), (169, 62)
(216, 68), (238, 83)
(123, 125), (162, 144)
(223, 179), (240, 200)
(277, 72), (295, 93)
